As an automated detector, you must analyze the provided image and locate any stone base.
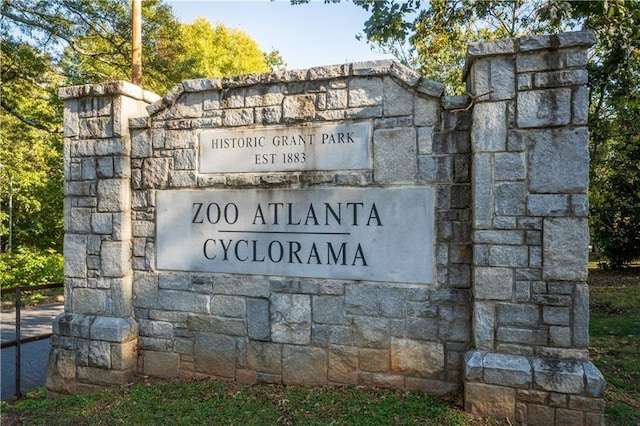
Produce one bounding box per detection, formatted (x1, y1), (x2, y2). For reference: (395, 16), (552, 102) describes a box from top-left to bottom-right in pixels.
(46, 313), (138, 396)
(463, 350), (605, 425)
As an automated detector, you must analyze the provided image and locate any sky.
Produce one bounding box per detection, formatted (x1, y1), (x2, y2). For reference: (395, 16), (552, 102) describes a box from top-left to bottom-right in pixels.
(165, 0), (395, 70)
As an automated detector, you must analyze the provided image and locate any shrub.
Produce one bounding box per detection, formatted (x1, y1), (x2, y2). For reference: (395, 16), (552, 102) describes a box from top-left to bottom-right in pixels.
(0, 247), (63, 290)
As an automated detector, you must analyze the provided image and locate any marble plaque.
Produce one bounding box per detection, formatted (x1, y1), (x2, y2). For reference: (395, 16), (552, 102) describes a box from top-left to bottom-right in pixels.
(199, 122), (371, 173)
(156, 187), (435, 284)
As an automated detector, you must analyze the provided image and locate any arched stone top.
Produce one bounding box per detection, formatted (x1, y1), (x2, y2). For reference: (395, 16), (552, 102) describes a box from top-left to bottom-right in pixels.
(146, 60), (445, 117)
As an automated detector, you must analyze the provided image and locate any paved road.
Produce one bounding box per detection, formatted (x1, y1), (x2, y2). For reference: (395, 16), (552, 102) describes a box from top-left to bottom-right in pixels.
(1, 303), (64, 400)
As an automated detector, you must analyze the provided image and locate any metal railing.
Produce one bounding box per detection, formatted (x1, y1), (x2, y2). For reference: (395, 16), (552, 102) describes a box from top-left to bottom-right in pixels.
(1, 282), (64, 397)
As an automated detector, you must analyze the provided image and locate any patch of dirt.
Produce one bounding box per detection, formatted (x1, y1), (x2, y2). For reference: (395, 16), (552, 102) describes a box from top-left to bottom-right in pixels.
(588, 266), (640, 287)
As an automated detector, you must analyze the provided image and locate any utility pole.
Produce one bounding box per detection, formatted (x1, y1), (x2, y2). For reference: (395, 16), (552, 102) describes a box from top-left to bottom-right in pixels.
(132, 0), (142, 86)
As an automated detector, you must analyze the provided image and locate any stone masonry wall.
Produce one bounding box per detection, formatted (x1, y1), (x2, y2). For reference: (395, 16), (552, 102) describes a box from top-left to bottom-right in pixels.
(463, 32), (606, 425)
(48, 31), (604, 426)
(127, 62), (472, 394)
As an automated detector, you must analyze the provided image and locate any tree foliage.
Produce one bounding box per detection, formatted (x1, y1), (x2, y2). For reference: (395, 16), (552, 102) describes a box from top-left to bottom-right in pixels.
(0, 0), (285, 281)
(348, 0), (640, 267)
(178, 17), (279, 79)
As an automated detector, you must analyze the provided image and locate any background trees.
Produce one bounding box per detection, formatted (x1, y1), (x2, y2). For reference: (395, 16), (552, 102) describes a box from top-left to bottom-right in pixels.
(348, 0), (640, 268)
(0, 0), (284, 287)
(1, 0), (637, 276)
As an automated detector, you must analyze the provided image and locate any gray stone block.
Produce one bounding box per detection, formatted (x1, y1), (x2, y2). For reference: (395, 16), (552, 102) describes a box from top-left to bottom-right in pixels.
(282, 345), (327, 385)
(474, 230), (524, 245)
(497, 303), (539, 327)
(583, 361), (606, 397)
(348, 77), (382, 107)
(378, 287), (405, 318)
(534, 69), (588, 88)
(497, 327), (546, 346)
(373, 127), (417, 183)
(406, 317), (439, 341)
(391, 338), (445, 379)
(472, 154), (493, 228)
(90, 316), (137, 343)
(464, 350), (484, 381)
(345, 285), (378, 315)
(194, 333), (236, 378)
(543, 218), (589, 281)
(414, 98), (439, 127)
(495, 152), (526, 180)
(517, 88), (571, 128)
(158, 273), (191, 290)
(64, 234), (88, 278)
(417, 126), (434, 154)
(474, 267), (513, 300)
(329, 325), (353, 345)
(91, 213), (113, 234)
(532, 358), (584, 394)
(187, 314), (245, 336)
(210, 295), (246, 318)
(100, 241), (129, 277)
(73, 288), (107, 315)
(438, 305), (470, 341)
(247, 341), (281, 374)
(519, 31), (596, 52)
(549, 325), (571, 347)
(489, 245), (529, 268)
(271, 293), (310, 344)
(484, 353), (531, 388)
(527, 194), (569, 216)
(312, 324), (329, 346)
(471, 102), (507, 152)
(383, 77), (413, 116)
(353, 316), (390, 348)
(157, 289), (209, 314)
(490, 57), (515, 100)
(138, 319), (173, 338)
(312, 295), (345, 324)
(529, 128), (589, 193)
(415, 78), (445, 98)
(573, 284), (590, 348)
(543, 306), (570, 326)
(467, 38), (515, 58)
(282, 94), (315, 121)
(473, 302), (495, 351)
(494, 182), (526, 216)
(328, 345), (358, 384)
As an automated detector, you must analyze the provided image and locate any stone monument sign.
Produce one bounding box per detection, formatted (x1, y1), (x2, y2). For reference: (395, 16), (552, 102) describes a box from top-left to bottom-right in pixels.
(48, 31), (605, 425)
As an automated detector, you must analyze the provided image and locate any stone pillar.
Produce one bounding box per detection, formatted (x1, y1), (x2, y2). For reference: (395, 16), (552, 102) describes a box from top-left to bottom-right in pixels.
(463, 32), (606, 425)
(47, 81), (160, 396)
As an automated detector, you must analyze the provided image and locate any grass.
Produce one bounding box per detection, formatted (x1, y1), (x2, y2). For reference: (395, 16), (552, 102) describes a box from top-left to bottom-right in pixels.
(0, 380), (502, 426)
(588, 265), (640, 426)
(1, 266), (638, 426)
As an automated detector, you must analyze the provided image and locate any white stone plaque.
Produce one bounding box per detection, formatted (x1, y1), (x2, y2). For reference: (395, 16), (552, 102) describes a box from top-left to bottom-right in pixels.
(199, 122), (372, 173)
(156, 187), (436, 284)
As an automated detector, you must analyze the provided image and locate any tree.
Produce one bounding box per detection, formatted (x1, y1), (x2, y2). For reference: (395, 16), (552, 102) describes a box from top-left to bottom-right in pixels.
(1, 39), (65, 251)
(0, 0), (285, 273)
(177, 17), (283, 79)
(345, 0), (640, 267)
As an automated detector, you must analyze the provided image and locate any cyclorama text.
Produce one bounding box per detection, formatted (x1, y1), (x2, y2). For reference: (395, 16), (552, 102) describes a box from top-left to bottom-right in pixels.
(210, 131), (356, 149)
(191, 200), (383, 267)
(202, 239), (368, 266)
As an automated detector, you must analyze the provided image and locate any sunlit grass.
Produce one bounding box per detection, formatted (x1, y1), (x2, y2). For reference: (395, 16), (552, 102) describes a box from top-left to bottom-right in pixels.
(589, 266), (640, 426)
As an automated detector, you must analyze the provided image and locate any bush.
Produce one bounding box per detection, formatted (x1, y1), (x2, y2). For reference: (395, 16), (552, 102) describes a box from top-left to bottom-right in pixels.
(0, 247), (63, 290)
